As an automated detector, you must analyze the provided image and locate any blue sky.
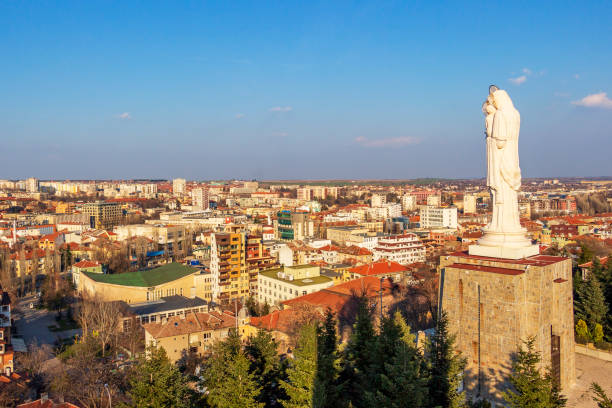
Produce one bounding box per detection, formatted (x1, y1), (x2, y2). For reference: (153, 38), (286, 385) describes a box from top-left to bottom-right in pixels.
(1, 1), (611, 180)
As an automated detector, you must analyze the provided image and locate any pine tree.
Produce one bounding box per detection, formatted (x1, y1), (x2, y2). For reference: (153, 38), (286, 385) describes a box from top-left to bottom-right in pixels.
(339, 296), (377, 408)
(125, 347), (196, 408)
(502, 337), (566, 408)
(426, 311), (467, 408)
(281, 323), (318, 408)
(365, 311), (427, 408)
(591, 382), (612, 408)
(314, 309), (341, 408)
(245, 329), (285, 407)
(204, 331), (263, 408)
(575, 274), (608, 331)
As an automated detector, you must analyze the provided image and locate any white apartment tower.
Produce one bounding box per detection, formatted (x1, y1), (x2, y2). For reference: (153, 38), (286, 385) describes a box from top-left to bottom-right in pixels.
(401, 194), (417, 212)
(173, 178), (186, 195)
(420, 206), (458, 229)
(463, 194), (477, 214)
(191, 188), (209, 210)
(371, 194), (387, 208)
(26, 177), (39, 193)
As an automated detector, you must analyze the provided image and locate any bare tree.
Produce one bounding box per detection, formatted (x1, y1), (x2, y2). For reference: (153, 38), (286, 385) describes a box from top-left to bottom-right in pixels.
(18, 247), (26, 296)
(77, 295), (120, 356)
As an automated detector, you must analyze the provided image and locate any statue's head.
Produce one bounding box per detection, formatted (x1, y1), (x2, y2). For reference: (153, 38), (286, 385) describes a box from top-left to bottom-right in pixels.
(491, 89), (515, 111)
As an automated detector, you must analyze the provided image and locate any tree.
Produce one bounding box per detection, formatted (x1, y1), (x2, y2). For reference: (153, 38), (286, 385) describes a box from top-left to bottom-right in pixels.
(365, 311), (427, 408)
(313, 309), (341, 408)
(124, 347), (195, 408)
(502, 337), (566, 408)
(575, 319), (591, 343)
(245, 330), (285, 407)
(77, 295), (120, 356)
(281, 323), (318, 408)
(592, 323), (604, 343)
(426, 311), (466, 408)
(591, 382), (612, 408)
(338, 295), (377, 408)
(204, 330), (263, 408)
(575, 274), (608, 332)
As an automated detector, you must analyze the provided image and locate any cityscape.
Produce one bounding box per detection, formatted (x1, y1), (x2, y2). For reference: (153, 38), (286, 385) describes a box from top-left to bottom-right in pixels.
(1, 2), (612, 408)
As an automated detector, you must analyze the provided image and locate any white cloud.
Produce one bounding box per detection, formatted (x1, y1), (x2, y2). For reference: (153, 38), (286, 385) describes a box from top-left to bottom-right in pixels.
(572, 92), (612, 109)
(235, 113), (245, 119)
(522, 68), (532, 75)
(509, 75), (527, 85)
(272, 131), (288, 137)
(574, 74), (580, 80)
(269, 106), (293, 112)
(355, 136), (420, 147)
(117, 112), (131, 119)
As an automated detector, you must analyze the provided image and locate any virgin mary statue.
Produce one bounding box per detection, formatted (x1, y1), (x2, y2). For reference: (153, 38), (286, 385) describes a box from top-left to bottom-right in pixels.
(484, 87), (522, 233)
(470, 86), (538, 258)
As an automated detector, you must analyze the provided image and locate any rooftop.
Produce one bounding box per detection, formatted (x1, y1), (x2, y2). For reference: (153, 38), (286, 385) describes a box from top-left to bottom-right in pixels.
(127, 295), (207, 316)
(82, 262), (198, 287)
(259, 267), (333, 286)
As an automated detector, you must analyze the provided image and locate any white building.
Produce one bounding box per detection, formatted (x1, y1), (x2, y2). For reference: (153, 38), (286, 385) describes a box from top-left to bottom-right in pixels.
(173, 178), (186, 196)
(257, 265), (334, 306)
(427, 195), (441, 207)
(297, 188), (312, 201)
(401, 195), (417, 212)
(420, 206), (458, 229)
(191, 188), (209, 210)
(463, 194), (477, 214)
(25, 178), (39, 193)
(372, 234), (425, 265)
(371, 194), (387, 208)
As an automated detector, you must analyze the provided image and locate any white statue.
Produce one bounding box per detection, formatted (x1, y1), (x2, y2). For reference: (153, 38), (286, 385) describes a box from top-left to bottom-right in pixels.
(469, 86), (538, 259)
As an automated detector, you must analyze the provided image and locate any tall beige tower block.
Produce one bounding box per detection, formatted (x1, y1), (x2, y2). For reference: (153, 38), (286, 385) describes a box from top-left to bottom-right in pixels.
(440, 252), (575, 404)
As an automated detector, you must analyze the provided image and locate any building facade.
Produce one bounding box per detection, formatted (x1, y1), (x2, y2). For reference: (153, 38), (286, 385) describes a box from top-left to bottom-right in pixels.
(419, 206), (458, 229)
(372, 233), (426, 265)
(81, 201), (122, 229)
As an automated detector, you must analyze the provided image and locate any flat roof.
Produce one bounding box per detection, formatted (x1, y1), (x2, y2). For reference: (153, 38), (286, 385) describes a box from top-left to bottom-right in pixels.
(128, 295), (207, 315)
(446, 263), (524, 276)
(450, 251), (567, 267)
(260, 267), (333, 286)
(83, 262), (197, 287)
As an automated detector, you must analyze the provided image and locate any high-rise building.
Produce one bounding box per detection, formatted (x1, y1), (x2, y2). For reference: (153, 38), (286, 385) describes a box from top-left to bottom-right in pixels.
(210, 232), (248, 304)
(371, 194), (387, 208)
(463, 194), (477, 214)
(401, 194), (417, 212)
(297, 187), (312, 201)
(191, 188), (209, 210)
(82, 201), (122, 229)
(275, 211), (312, 241)
(172, 178), (186, 195)
(419, 206), (458, 229)
(25, 177), (39, 193)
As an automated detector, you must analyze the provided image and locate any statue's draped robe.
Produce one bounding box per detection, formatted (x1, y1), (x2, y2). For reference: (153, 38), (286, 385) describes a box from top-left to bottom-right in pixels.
(487, 90), (522, 233)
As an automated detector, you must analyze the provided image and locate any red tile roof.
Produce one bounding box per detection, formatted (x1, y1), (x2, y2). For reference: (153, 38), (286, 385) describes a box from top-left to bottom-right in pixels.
(282, 276), (396, 313)
(72, 260), (101, 268)
(349, 260), (408, 277)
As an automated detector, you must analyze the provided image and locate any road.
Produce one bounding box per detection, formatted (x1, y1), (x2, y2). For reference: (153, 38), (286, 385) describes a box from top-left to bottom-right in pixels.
(13, 294), (82, 347)
(567, 353), (612, 407)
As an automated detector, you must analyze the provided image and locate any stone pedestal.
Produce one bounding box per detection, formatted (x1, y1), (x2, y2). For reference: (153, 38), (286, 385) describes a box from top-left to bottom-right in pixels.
(440, 252), (575, 405)
(469, 229), (539, 260)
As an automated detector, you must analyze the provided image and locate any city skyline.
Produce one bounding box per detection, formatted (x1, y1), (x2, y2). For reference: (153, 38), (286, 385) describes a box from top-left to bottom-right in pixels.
(2, 1), (611, 180)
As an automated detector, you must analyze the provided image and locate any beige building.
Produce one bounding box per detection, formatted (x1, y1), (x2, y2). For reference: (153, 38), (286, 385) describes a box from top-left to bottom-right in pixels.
(326, 226), (369, 245)
(210, 232), (249, 303)
(114, 224), (186, 257)
(78, 262), (212, 304)
(440, 253), (575, 404)
(258, 264), (334, 306)
(82, 201), (122, 229)
(143, 310), (249, 363)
